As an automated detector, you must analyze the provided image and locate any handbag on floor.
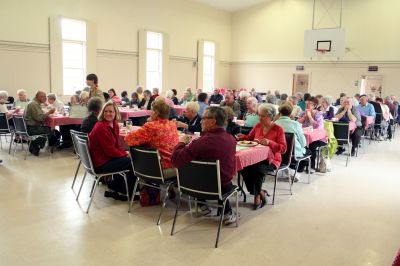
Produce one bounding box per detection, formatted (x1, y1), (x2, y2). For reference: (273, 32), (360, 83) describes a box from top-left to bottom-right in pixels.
(140, 187), (160, 207)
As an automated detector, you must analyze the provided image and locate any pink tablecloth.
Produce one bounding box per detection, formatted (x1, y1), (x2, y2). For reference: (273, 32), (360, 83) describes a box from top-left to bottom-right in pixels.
(174, 105), (185, 116)
(45, 115), (83, 129)
(119, 109), (151, 121)
(235, 145), (272, 172)
(302, 128), (327, 147)
(365, 116), (374, 129)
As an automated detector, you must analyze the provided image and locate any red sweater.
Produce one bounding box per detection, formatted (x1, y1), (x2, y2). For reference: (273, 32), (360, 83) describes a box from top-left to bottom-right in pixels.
(243, 123), (287, 168)
(89, 120), (127, 168)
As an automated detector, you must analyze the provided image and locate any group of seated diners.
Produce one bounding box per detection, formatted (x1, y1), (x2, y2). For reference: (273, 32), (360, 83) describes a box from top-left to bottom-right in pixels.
(2, 74), (399, 222)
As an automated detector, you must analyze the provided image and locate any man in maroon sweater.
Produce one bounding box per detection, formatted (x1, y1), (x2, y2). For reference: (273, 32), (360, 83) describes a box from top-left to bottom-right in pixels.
(172, 107), (238, 225)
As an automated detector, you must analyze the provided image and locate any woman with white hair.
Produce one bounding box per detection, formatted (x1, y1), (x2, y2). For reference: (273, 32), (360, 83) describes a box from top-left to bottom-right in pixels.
(15, 89), (29, 109)
(319, 96), (335, 120)
(47, 93), (64, 113)
(243, 97), (259, 127)
(0, 90), (13, 119)
(237, 103), (287, 210)
(238, 91), (251, 118)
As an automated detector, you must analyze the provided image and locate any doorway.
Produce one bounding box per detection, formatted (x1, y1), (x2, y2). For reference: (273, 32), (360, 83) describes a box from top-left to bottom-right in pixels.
(292, 74), (310, 95)
(360, 75), (383, 97)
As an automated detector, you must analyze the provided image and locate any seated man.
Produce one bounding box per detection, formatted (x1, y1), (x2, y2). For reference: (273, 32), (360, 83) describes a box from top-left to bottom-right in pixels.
(357, 95), (376, 118)
(197, 92), (209, 117)
(172, 107), (238, 225)
(334, 96), (362, 156)
(175, 101), (202, 133)
(81, 97), (103, 133)
(209, 88), (223, 105)
(23, 91), (58, 155)
(220, 92), (241, 118)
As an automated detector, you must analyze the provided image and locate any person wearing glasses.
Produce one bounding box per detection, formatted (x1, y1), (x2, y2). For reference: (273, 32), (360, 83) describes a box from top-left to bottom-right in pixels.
(237, 103), (287, 210)
(172, 106), (238, 225)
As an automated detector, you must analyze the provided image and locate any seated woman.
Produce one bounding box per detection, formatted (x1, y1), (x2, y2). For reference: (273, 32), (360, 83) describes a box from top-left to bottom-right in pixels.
(108, 88), (122, 105)
(175, 101), (202, 133)
(0, 90), (14, 120)
(243, 96), (259, 128)
(89, 100), (134, 200)
(139, 90), (153, 110)
(222, 106), (240, 136)
(129, 92), (141, 108)
(319, 96), (335, 120)
(125, 101), (179, 177)
(275, 104), (309, 179)
(81, 97), (103, 133)
(297, 96), (324, 129)
(289, 96), (302, 119)
(121, 91), (130, 105)
(237, 103), (287, 210)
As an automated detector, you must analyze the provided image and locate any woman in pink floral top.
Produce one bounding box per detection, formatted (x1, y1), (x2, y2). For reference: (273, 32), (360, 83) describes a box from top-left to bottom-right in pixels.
(297, 96), (324, 129)
(125, 101), (179, 176)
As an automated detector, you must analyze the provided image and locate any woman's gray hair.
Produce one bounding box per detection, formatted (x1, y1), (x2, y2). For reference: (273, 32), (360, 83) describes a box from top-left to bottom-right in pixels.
(186, 101), (200, 113)
(0, 90), (9, 99)
(17, 89), (26, 95)
(322, 96), (333, 106)
(165, 90), (174, 98)
(206, 106), (227, 126)
(239, 91), (251, 99)
(266, 94), (277, 105)
(246, 97), (258, 108)
(47, 93), (57, 100)
(258, 103), (276, 119)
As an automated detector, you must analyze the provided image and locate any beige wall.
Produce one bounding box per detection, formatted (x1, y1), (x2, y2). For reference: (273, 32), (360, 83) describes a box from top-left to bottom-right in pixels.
(230, 0), (400, 97)
(0, 0), (231, 99)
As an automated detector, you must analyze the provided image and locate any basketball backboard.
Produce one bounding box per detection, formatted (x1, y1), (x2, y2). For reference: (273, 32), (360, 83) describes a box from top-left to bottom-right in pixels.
(304, 28), (345, 58)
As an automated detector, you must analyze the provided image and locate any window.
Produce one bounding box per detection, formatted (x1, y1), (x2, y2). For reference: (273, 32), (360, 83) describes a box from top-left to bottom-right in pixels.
(61, 18), (86, 95)
(146, 31), (163, 92)
(203, 41), (215, 92)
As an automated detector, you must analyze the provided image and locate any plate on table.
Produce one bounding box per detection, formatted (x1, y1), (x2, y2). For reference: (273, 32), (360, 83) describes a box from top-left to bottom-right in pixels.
(237, 140), (258, 147)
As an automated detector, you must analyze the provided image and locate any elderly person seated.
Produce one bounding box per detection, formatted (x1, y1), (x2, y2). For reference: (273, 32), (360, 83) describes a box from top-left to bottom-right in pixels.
(108, 88), (122, 105)
(209, 88), (224, 105)
(319, 96), (335, 120)
(237, 91), (250, 119)
(335, 96), (362, 156)
(139, 90), (153, 110)
(89, 101), (135, 200)
(171, 89), (179, 105)
(237, 103), (287, 210)
(46, 93), (64, 114)
(14, 89), (30, 109)
(81, 97), (103, 133)
(172, 107), (238, 225)
(376, 97), (390, 139)
(0, 91), (14, 120)
(179, 91), (190, 106)
(153, 96), (177, 120)
(266, 94), (279, 114)
(125, 101), (179, 178)
(23, 91), (58, 155)
(289, 96), (302, 119)
(220, 92), (241, 118)
(175, 101), (201, 133)
(197, 92), (209, 117)
(222, 106), (240, 136)
(358, 95), (376, 118)
(275, 103), (308, 180)
(151, 88), (160, 101)
(185, 87), (194, 101)
(297, 96), (324, 129)
(165, 90), (177, 105)
(243, 96), (259, 128)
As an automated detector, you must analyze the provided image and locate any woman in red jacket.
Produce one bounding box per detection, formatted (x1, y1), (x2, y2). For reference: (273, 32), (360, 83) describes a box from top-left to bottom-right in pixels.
(237, 103), (287, 210)
(89, 100), (133, 200)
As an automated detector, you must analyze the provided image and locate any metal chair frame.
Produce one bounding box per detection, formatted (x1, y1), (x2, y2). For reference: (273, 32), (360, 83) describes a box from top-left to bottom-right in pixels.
(170, 160), (239, 248)
(0, 113), (14, 154)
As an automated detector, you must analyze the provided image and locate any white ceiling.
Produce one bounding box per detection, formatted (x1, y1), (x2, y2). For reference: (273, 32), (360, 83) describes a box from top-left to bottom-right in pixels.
(190, 0), (269, 12)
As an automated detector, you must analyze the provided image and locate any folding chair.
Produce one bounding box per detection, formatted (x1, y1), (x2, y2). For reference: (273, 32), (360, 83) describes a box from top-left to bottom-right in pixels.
(129, 146), (177, 225)
(171, 160), (239, 248)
